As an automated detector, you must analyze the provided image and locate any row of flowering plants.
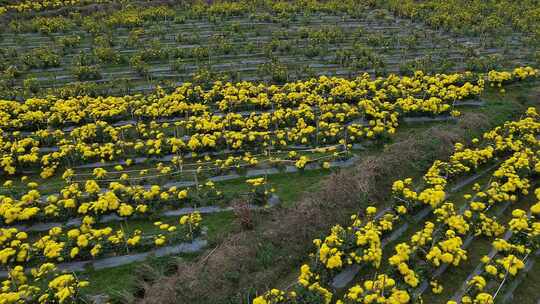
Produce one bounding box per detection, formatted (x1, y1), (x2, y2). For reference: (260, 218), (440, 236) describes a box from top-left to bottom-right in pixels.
(4, 0), (537, 35)
(381, 0), (540, 41)
(0, 176), (217, 225)
(0, 0), (112, 15)
(0, 0), (366, 19)
(252, 107), (539, 303)
(0, 211), (203, 268)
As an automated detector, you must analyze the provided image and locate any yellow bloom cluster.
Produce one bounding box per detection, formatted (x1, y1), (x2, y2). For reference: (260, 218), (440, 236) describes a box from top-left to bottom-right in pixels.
(488, 67), (539, 87)
(426, 230), (467, 267)
(0, 262), (88, 303)
(340, 274), (410, 304)
(314, 225), (346, 269)
(179, 211), (202, 227)
(254, 263), (332, 304)
(246, 178), (266, 187)
(253, 289), (288, 304)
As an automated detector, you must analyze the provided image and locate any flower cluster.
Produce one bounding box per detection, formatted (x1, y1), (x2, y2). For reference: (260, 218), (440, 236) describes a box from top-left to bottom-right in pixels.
(0, 262), (88, 303)
(487, 67), (539, 87)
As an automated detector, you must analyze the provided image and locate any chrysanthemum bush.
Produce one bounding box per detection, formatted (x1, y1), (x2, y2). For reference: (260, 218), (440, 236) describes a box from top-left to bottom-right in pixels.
(253, 107), (539, 304)
(245, 177), (275, 205)
(0, 262), (89, 303)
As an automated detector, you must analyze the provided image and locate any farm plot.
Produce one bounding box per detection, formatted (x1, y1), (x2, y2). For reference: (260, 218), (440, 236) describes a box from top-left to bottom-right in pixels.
(0, 1), (539, 303)
(0, 66), (537, 303)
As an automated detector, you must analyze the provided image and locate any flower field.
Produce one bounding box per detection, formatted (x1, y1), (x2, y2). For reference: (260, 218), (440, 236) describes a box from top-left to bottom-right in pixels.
(254, 108), (540, 304)
(0, 1), (539, 303)
(0, 66), (537, 302)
